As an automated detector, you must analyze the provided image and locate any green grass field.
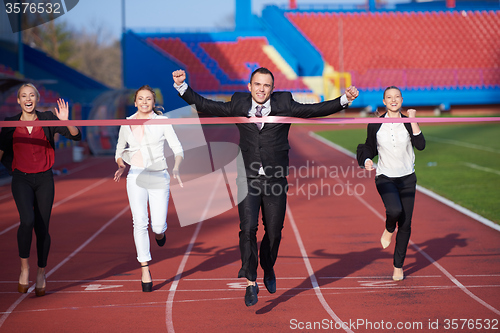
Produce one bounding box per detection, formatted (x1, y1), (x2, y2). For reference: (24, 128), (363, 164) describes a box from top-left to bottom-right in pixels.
(316, 122), (500, 224)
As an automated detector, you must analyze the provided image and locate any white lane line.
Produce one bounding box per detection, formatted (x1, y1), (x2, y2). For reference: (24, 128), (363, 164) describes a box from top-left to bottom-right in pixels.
(165, 221), (203, 333)
(180, 275), (441, 281)
(165, 172), (223, 333)
(0, 176), (111, 236)
(456, 274), (500, 277)
(463, 162), (500, 176)
(2, 283), (499, 299)
(309, 131), (500, 232)
(348, 179), (500, 316)
(0, 192), (12, 201)
(318, 275), (442, 279)
(287, 205), (354, 333)
(0, 159), (105, 201)
(411, 242), (500, 316)
(0, 205), (129, 328)
(415, 185), (500, 232)
(425, 135), (500, 154)
(52, 177), (110, 209)
(0, 223), (18, 237)
(4, 282), (500, 317)
(309, 131), (500, 316)
(0, 300), (175, 315)
(0, 279), (171, 283)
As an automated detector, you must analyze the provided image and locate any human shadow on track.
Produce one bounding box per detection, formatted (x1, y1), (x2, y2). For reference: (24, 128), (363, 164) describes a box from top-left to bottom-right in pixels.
(405, 233), (467, 276)
(49, 242), (219, 293)
(256, 234), (467, 314)
(154, 245), (241, 291)
(256, 247), (385, 314)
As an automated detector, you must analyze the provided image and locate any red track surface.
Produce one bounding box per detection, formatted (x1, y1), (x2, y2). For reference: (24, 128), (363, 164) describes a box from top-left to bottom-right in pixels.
(1, 125), (499, 332)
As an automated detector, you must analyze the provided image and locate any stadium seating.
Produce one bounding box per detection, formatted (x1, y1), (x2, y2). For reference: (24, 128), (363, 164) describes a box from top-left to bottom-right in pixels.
(286, 10), (500, 89)
(147, 37), (222, 92)
(146, 36), (311, 93)
(0, 64), (15, 76)
(200, 37), (310, 91)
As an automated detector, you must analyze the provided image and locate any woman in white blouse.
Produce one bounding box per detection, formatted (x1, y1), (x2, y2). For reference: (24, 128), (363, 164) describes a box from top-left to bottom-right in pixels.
(357, 86), (425, 281)
(114, 85), (183, 292)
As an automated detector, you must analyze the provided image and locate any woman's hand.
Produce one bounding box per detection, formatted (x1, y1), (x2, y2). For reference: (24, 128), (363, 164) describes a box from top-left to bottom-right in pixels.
(55, 98), (69, 120)
(172, 167), (183, 187)
(407, 109), (417, 118)
(114, 158), (126, 182)
(114, 166), (125, 182)
(172, 155), (183, 187)
(406, 109), (422, 135)
(55, 98), (80, 135)
(365, 159), (375, 171)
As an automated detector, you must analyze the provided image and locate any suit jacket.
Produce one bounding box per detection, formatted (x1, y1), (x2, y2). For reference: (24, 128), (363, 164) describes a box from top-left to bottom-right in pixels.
(0, 110), (82, 173)
(181, 86), (347, 178)
(356, 112), (426, 168)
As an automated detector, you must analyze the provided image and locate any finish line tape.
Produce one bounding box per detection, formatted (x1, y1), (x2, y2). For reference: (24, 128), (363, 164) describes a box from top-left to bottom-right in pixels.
(0, 116), (499, 127)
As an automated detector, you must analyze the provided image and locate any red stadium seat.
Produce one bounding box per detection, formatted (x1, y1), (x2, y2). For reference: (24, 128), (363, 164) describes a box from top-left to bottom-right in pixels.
(286, 9), (500, 89)
(200, 37), (310, 91)
(147, 37), (221, 92)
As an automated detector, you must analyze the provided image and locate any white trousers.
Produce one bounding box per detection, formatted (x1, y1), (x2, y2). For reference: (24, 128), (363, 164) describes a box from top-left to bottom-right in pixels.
(126, 166), (170, 262)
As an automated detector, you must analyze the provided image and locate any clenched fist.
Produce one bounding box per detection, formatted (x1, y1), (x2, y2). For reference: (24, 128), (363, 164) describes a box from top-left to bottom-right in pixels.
(173, 70), (186, 86)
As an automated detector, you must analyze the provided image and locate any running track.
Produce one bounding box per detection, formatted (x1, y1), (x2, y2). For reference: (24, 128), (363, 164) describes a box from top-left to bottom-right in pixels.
(0, 124), (499, 332)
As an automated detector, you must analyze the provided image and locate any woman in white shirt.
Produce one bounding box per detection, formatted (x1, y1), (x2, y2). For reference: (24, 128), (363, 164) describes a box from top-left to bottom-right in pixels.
(357, 86), (425, 281)
(114, 85), (183, 292)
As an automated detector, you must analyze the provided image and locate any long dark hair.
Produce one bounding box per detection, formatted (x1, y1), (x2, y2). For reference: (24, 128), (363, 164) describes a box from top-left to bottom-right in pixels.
(134, 85), (163, 115)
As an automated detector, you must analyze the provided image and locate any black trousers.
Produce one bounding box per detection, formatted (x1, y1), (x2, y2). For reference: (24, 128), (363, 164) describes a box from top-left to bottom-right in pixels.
(237, 176), (287, 282)
(11, 169), (54, 268)
(375, 173), (417, 269)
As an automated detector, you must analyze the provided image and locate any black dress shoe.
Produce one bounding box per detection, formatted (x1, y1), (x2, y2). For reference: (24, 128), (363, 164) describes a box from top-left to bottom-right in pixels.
(263, 270), (276, 294)
(142, 280), (152, 292)
(244, 283), (259, 307)
(155, 233), (166, 247)
(141, 264), (153, 292)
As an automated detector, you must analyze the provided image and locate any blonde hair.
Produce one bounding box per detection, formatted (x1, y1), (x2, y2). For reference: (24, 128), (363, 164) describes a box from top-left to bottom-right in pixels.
(17, 83), (40, 101)
(134, 85), (163, 115)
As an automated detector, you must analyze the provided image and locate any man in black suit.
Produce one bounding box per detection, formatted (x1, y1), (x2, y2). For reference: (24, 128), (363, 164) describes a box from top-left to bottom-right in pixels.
(173, 68), (358, 306)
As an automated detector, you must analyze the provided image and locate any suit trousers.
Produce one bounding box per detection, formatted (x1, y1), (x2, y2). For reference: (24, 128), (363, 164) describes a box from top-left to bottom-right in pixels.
(237, 176), (287, 281)
(11, 169), (54, 268)
(126, 166), (170, 263)
(375, 173), (417, 268)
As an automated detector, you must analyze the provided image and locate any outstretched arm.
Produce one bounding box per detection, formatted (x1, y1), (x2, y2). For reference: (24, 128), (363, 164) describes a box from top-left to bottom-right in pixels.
(172, 69), (232, 117)
(291, 85), (359, 118)
(345, 86), (359, 103)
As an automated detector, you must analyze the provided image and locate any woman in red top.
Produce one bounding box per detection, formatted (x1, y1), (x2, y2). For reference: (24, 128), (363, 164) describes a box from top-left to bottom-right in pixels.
(0, 83), (81, 296)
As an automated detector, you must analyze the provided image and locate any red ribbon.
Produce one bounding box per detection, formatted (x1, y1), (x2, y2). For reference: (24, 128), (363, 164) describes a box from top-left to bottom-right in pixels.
(0, 116), (499, 127)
